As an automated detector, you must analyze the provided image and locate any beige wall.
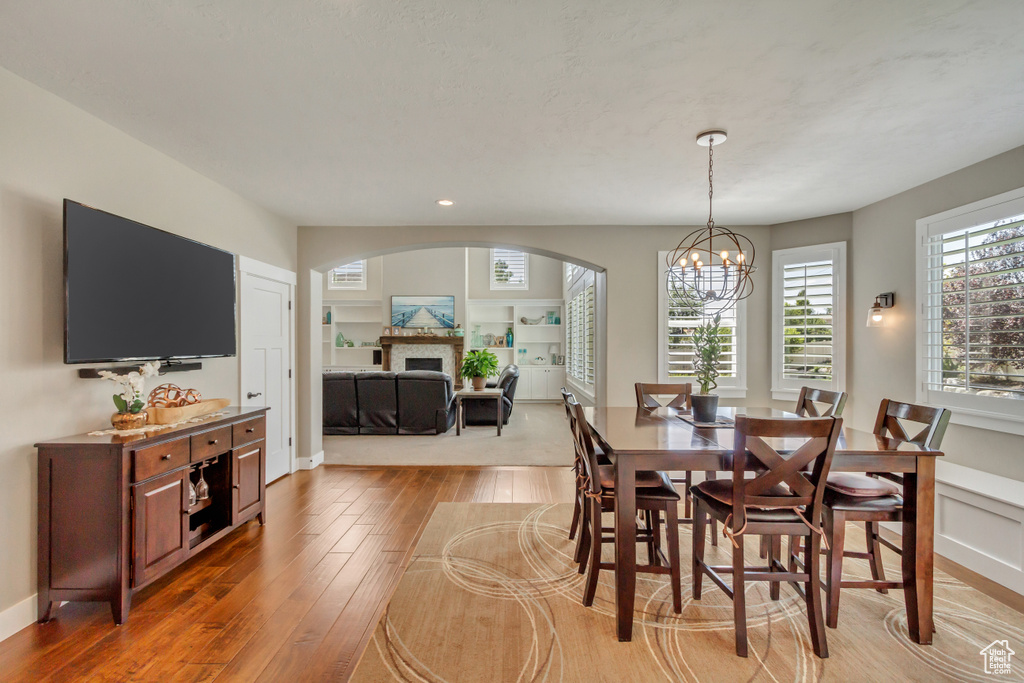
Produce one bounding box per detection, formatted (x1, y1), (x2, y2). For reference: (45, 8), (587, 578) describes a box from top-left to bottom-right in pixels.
(766, 147), (1024, 480)
(322, 248), (563, 310)
(848, 146), (1024, 480)
(0, 68), (296, 620)
(296, 225), (772, 460)
(466, 247), (563, 299)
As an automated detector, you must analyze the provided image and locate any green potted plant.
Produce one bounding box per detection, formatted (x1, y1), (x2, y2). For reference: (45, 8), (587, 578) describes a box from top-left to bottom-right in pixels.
(690, 313), (723, 423)
(461, 349), (500, 391)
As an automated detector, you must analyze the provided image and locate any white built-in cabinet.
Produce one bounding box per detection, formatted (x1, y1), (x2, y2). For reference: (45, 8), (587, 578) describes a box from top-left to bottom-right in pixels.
(466, 299), (565, 401)
(322, 300), (383, 370)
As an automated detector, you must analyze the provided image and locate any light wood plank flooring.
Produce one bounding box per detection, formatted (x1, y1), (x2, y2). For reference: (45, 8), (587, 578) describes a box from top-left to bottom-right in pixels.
(0, 466), (574, 682)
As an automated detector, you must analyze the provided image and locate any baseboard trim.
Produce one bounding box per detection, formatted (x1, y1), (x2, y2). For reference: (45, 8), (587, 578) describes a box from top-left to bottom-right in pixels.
(0, 594), (36, 644)
(296, 450), (324, 470)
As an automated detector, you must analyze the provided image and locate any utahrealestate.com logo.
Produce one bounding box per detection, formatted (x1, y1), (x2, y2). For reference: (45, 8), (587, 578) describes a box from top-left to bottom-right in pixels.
(980, 640), (1015, 675)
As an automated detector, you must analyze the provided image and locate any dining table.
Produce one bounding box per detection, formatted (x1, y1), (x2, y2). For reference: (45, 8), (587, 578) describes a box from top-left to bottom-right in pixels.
(583, 405), (942, 644)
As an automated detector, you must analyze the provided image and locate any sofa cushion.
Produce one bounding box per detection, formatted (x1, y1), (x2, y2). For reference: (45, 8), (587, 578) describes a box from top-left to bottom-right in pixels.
(322, 372), (358, 435)
(356, 372), (398, 434)
(397, 371), (454, 434)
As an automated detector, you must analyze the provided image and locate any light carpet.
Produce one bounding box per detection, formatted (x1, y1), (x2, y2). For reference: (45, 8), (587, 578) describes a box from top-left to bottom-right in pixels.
(323, 403), (573, 467)
(351, 503), (1024, 682)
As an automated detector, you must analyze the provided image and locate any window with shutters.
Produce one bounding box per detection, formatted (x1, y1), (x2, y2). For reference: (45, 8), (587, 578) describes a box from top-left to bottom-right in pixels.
(657, 252), (746, 396)
(917, 187), (1024, 434)
(327, 260), (367, 290)
(566, 268), (595, 388)
(490, 249), (529, 289)
(771, 243), (846, 397)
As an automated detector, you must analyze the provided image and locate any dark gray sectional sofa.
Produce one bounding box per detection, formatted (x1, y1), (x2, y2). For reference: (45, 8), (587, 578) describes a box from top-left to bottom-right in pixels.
(322, 370), (458, 435)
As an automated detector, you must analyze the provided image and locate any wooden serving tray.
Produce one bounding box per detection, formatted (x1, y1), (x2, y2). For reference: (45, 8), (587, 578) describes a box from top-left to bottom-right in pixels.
(147, 398), (230, 425)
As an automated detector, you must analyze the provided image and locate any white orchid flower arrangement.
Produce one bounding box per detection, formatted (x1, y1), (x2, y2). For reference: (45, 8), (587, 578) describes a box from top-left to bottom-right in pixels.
(98, 362), (160, 414)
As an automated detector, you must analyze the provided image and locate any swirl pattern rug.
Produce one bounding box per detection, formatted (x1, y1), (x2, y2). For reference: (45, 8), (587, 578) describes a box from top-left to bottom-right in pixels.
(351, 503), (1024, 682)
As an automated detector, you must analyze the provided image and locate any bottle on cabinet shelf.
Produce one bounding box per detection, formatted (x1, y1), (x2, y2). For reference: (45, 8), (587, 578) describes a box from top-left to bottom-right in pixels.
(506, 327), (513, 347)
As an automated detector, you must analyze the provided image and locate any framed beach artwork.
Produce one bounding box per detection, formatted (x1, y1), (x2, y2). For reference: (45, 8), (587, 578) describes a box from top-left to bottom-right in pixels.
(391, 295), (456, 329)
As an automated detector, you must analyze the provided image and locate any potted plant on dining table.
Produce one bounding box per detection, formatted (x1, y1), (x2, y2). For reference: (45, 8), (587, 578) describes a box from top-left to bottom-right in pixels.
(460, 349), (500, 391)
(690, 313), (723, 423)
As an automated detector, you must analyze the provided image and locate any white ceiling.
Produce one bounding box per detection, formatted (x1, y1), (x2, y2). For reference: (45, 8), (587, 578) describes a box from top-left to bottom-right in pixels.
(1, 1), (1022, 227)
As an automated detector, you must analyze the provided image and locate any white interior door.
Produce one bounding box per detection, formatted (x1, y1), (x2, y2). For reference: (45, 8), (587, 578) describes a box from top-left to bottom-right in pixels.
(240, 271), (292, 483)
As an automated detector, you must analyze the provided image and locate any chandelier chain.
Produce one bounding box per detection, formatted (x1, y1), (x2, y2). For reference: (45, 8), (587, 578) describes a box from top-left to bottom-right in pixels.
(707, 139), (714, 229)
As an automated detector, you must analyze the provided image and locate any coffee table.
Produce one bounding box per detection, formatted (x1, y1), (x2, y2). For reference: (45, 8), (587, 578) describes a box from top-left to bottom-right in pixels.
(455, 387), (504, 436)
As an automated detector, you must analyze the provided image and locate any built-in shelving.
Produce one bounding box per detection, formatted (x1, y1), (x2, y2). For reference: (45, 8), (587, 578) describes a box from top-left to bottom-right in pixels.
(322, 299), (383, 370)
(466, 299), (565, 400)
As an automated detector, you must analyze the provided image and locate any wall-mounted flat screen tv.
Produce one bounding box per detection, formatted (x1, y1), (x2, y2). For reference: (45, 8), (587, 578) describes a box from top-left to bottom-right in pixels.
(391, 295), (455, 329)
(64, 199), (237, 363)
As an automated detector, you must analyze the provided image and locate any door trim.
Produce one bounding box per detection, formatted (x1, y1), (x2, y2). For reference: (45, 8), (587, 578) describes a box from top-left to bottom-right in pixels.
(238, 256), (297, 478)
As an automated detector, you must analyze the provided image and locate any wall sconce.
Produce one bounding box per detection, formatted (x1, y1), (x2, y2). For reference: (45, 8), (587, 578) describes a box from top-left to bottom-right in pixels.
(866, 292), (894, 327)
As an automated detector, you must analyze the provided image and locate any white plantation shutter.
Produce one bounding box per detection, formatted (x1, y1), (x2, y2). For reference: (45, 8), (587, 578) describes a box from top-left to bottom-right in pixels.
(771, 243), (846, 395)
(585, 283), (595, 384)
(491, 249), (528, 289)
(665, 277), (739, 380)
(328, 260), (366, 290)
(658, 252), (747, 395)
(782, 260), (834, 381)
(922, 216), (1024, 400)
(565, 270), (595, 388)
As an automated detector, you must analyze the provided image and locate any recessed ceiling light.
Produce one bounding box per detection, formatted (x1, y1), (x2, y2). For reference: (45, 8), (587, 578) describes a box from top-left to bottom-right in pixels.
(436, 199), (454, 206)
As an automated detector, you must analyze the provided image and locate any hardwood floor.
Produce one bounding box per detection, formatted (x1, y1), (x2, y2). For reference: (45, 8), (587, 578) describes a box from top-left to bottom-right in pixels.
(3, 464), (1022, 681)
(0, 466), (574, 682)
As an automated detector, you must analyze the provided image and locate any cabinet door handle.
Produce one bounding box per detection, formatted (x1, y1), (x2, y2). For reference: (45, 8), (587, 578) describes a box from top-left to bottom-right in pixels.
(247, 392), (262, 399)
(161, 454), (172, 460)
(246, 428), (255, 433)
(209, 439), (218, 445)
(233, 485), (240, 490)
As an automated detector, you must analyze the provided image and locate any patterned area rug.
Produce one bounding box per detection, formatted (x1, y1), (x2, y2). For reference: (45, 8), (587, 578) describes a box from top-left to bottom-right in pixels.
(351, 503), (1024, 682)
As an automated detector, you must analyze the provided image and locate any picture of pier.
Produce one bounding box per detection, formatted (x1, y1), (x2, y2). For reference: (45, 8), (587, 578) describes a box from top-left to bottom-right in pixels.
(391, 295), (456, 329)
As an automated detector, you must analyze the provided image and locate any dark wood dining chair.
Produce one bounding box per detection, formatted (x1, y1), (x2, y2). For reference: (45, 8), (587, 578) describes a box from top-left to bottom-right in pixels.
(761, 386), (848, 558)
(795, 386), (848, 418)
(691, 415), (843, 658)
(818, 398), (950, 628)
(634, 382), (692, 410)
(561, 388), (582, 543)
(562, 388), (614, 566)
(634, 382), (718, 546)
(568, 399), (683, 613)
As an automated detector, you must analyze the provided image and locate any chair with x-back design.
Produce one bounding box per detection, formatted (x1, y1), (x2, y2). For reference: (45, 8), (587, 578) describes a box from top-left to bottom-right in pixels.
(816, 398), (949, 628)
(761, 386), (849, 559)
(634, 382), (718, 546)
(569, 398), (683, 612)
(691, 415), (843, 658)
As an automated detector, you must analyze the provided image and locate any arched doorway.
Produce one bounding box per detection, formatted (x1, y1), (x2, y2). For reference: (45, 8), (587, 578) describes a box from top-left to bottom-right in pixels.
(296, 236), (607, 467)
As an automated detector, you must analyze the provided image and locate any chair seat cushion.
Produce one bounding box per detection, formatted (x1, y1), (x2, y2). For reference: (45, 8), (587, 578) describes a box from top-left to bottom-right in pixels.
(598, 466), (680, 501)
(825, 490), (903, 513)
(690, 479), (806, 524)
(825, 473), (900, 497)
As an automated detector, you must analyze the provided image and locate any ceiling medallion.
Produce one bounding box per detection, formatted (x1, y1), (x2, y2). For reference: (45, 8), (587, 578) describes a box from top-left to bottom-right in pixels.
(666, 130), (756, 314)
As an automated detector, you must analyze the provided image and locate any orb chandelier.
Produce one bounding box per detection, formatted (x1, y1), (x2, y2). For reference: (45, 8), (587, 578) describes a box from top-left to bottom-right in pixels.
(666, 130), (756, 314)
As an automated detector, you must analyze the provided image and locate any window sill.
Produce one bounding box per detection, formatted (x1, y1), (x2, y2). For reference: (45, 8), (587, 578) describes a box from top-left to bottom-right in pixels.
(946, 406), (1024, 437)
(771, 389), (799, 402)
(565, 376), (595, 404)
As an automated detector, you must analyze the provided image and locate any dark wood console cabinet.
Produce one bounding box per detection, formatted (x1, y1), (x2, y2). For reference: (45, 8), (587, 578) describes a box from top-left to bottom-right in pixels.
(36, 407), (268, 624)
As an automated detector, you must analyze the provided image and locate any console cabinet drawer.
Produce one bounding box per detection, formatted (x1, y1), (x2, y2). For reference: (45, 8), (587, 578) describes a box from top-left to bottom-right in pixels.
(232, 417), (265, 446)
(190, 426), (232, 462)
(134, 439), (189, 482)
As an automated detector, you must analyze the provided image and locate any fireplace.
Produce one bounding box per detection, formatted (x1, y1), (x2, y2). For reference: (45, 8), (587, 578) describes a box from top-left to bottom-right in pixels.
(380, 334), (464, 389)
(406, 358), (443, 372)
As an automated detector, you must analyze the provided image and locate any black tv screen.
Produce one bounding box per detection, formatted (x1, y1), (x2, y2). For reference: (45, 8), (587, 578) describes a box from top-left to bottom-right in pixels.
(64, 200), (236, 363)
